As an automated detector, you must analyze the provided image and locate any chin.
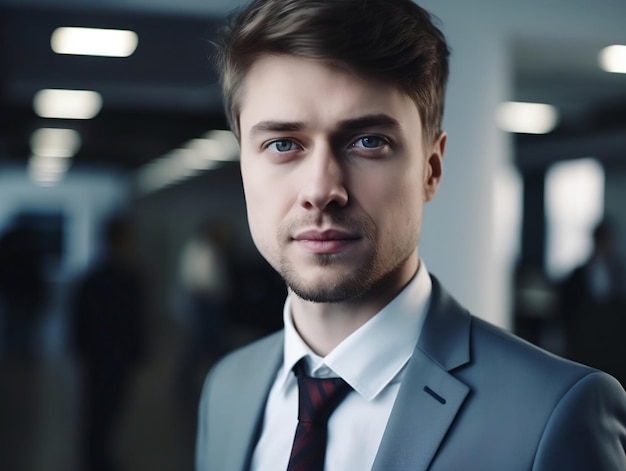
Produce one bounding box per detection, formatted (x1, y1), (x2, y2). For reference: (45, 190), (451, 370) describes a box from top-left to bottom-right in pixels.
(285, 270), (375, 304)
(288, 285), (357, 304)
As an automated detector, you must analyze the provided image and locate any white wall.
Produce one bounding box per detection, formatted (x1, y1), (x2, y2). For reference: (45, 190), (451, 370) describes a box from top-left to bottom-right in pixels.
(416, 1), (516, 327)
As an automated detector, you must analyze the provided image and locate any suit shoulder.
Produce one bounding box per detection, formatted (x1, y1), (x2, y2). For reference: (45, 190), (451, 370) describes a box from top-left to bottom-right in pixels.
(532, 370), (626, 469)
(468, 314), (596, 384)
(207, 330), (284, 385)
(196, 331), (283, 471)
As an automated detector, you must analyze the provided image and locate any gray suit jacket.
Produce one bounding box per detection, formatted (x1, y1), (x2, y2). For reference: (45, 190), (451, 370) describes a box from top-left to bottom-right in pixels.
(196, 277), (626, 470)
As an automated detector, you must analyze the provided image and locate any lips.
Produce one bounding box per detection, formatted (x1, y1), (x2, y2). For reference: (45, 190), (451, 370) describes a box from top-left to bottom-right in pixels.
(292, 229), (360, 254)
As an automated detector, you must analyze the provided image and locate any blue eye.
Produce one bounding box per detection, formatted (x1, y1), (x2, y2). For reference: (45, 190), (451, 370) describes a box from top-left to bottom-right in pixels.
(267, 139), (295, 152)
(353, 136), (385, 148)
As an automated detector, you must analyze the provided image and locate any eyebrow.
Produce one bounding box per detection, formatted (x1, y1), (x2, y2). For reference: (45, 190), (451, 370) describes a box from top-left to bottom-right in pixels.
(249, 120), (305, 136)
(248, 114), (401, 138)
(336, 114), (402, 131)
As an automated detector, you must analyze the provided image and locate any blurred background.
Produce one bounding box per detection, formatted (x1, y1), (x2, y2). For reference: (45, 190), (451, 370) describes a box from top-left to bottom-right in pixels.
(0, 0), (625, 470)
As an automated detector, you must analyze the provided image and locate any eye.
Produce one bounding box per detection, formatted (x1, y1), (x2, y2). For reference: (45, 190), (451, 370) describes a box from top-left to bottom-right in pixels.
(352, 135), (387, 149)
(266, 139), (297, 152)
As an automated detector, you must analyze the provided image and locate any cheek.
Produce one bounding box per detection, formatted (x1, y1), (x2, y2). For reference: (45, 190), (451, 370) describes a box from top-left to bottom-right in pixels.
(362, 167), (423, 212)
(381, 172), (424, 239)
(245, 196), (276, 265)
(241, 166), (268, 245)
(241, 165), (289, 262)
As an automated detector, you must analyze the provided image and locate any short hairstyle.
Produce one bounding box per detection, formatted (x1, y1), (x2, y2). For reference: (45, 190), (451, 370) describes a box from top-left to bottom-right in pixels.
(214, 0), (450, 144)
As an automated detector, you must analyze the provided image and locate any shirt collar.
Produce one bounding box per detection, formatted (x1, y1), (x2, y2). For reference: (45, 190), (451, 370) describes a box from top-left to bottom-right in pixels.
(280, 260), (432, 401)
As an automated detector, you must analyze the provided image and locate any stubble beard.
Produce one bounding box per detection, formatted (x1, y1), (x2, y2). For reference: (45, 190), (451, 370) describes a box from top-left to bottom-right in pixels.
(279, 251), (383, 303)
(275, 216), (412, 304)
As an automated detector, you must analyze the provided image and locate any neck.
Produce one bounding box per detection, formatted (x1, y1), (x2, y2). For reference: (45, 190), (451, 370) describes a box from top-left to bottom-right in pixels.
(289, 253), (419, 356)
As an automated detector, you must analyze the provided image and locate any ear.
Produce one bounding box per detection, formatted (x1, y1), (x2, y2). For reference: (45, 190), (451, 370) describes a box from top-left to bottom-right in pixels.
(424, 132), (446, 202)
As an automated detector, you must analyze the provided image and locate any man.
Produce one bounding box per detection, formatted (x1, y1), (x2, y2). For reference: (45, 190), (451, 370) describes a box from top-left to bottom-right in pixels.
(196, 0), (626, 469)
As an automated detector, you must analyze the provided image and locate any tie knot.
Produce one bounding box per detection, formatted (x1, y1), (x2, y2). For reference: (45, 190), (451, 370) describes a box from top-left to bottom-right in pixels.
(295, 364), (352, 424)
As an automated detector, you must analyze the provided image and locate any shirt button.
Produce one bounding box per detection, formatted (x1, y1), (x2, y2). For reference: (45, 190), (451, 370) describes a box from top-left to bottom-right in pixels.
(317, 366), (332, 377)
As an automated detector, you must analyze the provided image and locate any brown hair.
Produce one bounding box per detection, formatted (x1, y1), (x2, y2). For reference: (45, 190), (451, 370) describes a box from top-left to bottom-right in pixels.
(215, 0), (450, 144)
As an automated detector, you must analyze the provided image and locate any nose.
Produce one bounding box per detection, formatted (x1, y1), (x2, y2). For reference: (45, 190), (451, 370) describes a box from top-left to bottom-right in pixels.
(297, 144), (348, 211)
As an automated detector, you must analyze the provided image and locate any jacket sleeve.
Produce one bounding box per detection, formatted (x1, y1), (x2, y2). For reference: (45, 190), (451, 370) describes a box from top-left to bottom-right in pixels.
(533, 371), (626, 470)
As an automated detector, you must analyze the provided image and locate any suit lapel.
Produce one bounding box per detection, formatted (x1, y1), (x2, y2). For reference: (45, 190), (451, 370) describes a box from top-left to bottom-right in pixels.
(372, 277), (471, 471)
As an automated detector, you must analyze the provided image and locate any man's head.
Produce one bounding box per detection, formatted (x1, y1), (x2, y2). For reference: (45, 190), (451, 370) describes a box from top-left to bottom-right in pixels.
(216, 0), (449, 146)
(215, 0), (448, 306)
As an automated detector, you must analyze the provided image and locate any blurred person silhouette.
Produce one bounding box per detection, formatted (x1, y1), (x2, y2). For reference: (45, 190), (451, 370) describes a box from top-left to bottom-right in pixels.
(175, 221), (233, 411)
(196, 1), (626, 469)
(513, 261), (560, 349)
(71, 214), (146, 471)
(227, 257), (285, 340)
(0, 221), (48, 361)
(0, 221), (48, 471)
(560, 218), (626, 385)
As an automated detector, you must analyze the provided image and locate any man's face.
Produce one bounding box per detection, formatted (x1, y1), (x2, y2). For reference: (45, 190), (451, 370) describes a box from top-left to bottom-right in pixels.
(238, 55), (444, 304)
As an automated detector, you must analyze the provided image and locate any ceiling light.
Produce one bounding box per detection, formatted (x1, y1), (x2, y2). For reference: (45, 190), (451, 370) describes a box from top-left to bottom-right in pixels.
(496, 102), (559, 134)
(33, 89), (102, 119)
(135, 130), (239, 195)
(186, 138), (222, 161)
(29, 155), (71, 174)
(176, 147), (222, 171)
(599, 45), (626, 74)
(28, 155), (70, 186)
(51, 27), (138, 57)
(30, 128), (81, 158)
(136, 149), (221, 194)
(201, 130), (240, 161)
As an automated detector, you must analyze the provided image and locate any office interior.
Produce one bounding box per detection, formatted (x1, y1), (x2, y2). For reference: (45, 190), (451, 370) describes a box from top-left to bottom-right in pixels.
(0, 0), (625, 470)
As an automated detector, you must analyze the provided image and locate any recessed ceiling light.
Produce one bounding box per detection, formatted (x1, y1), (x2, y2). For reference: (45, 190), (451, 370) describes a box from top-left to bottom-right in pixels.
(29, 155), (71, 174)
(185, 138), (222, 162)
(51, 27), (138, 58)
(33, 89), (102, 119)
(201, 130), (240, 161)
(135, 130), (239, 195)
(599, 45), (626, 74)
(30, 128), (81, 158)
(496, 101), (559, 134)
(175, 146), (223, 171)
(28, 155), (70, 186)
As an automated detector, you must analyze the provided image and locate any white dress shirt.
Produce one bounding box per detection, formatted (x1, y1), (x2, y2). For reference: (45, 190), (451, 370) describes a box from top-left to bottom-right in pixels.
(250, 262), (432, 471)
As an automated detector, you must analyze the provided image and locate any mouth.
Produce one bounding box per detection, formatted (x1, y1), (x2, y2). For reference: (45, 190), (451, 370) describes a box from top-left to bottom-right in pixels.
(292, 229), (361, 254)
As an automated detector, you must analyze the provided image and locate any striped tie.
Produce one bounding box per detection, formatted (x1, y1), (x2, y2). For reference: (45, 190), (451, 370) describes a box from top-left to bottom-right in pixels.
(287, 362), (352, 471)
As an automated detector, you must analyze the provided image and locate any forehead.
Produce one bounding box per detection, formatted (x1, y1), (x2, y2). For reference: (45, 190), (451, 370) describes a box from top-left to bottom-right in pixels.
(238, 55), (421, 133)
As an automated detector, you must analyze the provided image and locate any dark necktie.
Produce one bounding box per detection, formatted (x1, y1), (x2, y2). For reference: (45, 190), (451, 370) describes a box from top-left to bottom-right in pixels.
(287, 362), (352, 471)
